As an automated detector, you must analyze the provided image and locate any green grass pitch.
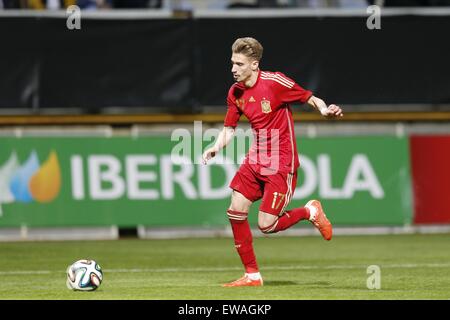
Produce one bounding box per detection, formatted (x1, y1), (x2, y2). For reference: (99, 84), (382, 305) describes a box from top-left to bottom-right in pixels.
(0, 233), (449, 299)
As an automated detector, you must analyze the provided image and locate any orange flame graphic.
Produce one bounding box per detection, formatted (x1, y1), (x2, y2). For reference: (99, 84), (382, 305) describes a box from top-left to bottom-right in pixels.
(29, 151), (61, 203)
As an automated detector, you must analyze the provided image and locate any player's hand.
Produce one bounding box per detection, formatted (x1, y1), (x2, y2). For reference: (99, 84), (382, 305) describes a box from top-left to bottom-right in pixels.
(321, 104), (343, 118)
(202, 147), (218, 165)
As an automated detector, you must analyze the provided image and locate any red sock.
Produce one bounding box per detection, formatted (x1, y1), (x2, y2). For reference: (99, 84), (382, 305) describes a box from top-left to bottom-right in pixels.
(271, 207), (310, 233)
(227, 209), (259, 273)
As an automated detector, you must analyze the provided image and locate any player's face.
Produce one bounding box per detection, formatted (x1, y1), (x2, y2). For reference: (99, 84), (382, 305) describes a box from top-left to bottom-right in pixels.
(231, 53), (259, 83)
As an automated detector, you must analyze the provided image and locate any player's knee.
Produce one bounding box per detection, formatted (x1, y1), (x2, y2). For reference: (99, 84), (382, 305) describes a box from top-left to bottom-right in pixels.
(228, 203), (249, 213)
(258, 211), (278, 233)
(258, 220), (278, 234)
(229, 191), (252, 213)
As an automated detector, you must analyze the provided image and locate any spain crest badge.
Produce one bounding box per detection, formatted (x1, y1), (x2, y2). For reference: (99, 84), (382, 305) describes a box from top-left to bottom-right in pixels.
(261, 99), (272, 113)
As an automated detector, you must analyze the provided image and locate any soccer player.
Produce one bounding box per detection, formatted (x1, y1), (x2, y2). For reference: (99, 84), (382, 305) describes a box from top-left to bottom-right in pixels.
(202, 37), (343, 287)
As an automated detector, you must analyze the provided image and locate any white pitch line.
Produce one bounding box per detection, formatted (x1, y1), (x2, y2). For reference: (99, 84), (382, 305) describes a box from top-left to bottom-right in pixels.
(1, 263), (450, 276)
(0, 270), (52, 275)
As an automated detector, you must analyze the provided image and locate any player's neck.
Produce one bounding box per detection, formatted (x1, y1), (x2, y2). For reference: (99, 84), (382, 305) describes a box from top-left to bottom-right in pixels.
(242, 70), (259, 88)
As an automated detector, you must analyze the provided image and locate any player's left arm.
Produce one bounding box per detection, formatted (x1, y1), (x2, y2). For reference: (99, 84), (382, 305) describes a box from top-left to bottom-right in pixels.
(273, 72), (343, 118)
(307, 95), (343, 118)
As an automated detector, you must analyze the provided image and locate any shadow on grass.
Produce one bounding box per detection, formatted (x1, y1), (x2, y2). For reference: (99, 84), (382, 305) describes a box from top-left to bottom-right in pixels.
(263, 280), (298, 286)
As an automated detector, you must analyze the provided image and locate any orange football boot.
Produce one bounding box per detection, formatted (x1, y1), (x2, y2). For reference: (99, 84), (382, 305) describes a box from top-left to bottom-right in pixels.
(306, 200), (333, 241)
(222, 275), (263, 287)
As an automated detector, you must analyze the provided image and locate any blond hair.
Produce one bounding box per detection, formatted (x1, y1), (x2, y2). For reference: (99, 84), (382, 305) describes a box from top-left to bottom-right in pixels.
(231, 37), (263, 62)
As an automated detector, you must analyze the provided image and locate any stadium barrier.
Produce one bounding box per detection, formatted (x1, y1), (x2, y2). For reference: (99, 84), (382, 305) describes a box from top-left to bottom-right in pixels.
(1, 111), (450, 126)
(0, 134), (412, 227)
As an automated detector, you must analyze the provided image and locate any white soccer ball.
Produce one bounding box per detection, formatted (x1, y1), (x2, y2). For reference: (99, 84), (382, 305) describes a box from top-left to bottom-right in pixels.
(66, 259), (103, 291)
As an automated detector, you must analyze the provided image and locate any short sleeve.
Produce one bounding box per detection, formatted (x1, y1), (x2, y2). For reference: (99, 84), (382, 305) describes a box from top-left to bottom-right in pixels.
(224, 85), (243, 128)
(273, 72), (313, 104)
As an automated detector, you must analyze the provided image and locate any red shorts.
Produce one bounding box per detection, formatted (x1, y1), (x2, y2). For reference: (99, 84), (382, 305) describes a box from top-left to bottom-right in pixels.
(229, 163), (298, 216)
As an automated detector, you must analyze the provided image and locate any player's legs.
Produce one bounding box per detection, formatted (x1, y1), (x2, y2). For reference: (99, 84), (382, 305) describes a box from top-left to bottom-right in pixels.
(223, 165), (263, 287)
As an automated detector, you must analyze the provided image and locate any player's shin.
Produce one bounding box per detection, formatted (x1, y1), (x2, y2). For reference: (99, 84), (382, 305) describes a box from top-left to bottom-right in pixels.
(226, 209), (259, 273)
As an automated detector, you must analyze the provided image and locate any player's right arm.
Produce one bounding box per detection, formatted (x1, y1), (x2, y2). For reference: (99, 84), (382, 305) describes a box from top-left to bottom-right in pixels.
(202, 126), (235, 164)
(202, 85), (242, 165)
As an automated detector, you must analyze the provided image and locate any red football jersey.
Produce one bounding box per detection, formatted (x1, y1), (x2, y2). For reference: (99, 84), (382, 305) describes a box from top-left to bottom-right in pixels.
(224, 70), (313, 174)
